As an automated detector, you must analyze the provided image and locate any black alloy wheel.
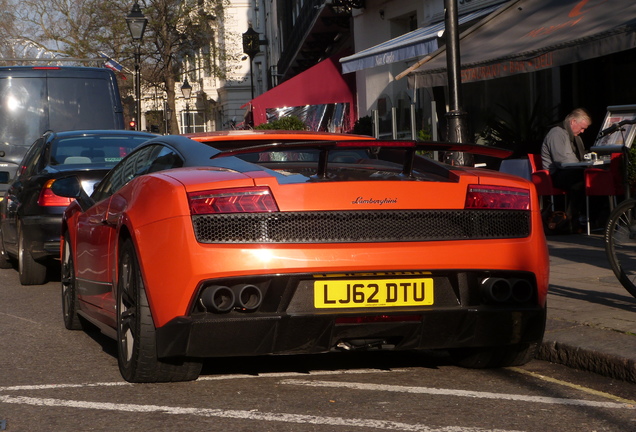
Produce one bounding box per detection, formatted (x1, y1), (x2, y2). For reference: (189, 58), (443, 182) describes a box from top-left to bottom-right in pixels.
(116, 238), (201, 383)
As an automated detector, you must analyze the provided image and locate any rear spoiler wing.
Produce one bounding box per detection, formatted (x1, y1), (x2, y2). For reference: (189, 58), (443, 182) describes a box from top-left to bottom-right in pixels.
(210, 140), (512, 179)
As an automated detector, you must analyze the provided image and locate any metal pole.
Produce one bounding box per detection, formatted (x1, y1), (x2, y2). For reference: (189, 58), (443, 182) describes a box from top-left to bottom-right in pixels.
(249, 59), (255, 100)
(186, 102), (190, 133)
(392, 106), (397, 139)
(443, 0), (472, 165)
(372, 109), (379, 138)
(135, 46), (141, 131)
(410, 104), (417, 140)
(164, 101), (168, 134)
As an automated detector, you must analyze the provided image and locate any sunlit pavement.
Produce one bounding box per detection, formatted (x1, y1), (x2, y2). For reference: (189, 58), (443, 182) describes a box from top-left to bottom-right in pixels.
(540, 234), (636, 382)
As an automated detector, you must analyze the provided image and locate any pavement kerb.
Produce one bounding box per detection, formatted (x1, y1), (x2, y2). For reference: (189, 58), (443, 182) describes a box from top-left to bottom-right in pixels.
(536, 234), (636, 384)
(538, 319), (636, 383)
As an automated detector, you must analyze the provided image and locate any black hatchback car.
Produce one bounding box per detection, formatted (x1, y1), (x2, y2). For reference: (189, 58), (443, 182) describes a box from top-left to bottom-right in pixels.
(0, 130), (156, 285)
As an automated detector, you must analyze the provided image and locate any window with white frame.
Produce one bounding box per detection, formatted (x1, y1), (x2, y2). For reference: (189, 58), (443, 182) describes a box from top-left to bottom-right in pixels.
(181, 111), (205, 133)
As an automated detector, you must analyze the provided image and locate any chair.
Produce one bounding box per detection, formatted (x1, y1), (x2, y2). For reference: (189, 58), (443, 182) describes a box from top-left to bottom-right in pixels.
(584, 152), (625, 235)
(499, 158), (532, 181)
(528, 154), (567, 211)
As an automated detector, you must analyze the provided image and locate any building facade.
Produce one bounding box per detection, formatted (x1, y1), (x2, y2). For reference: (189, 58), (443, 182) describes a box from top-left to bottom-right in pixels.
(139, 0), (636, 156)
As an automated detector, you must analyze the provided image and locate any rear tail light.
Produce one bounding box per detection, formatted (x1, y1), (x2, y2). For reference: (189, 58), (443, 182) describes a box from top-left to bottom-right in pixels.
(465, 185), (530, 210)
(37, 179), (74, 207)
(188, 186), (279, 214)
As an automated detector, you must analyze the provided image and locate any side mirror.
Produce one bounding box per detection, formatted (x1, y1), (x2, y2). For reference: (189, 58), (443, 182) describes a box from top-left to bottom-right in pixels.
(51, 176), (82, 198)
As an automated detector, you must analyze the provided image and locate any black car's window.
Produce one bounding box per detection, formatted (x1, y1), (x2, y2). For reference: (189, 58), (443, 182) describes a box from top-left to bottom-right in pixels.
(92, 144), (183, 202)
(50, 135), (150, 168)
(19, 138), (45, 178)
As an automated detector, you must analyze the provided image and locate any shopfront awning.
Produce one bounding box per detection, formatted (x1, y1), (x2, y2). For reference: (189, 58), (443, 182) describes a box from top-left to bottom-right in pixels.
(405, 0), (636, 88)
(339, 4), (504, 74)
(244, 55), (355, 128)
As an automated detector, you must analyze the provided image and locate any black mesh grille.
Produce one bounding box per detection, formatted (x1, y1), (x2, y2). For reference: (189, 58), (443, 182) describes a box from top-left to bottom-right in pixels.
(192, 210), (530, 243)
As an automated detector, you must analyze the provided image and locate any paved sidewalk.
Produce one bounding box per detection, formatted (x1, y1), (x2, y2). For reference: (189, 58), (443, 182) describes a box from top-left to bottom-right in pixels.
(538, 234), (636, 383)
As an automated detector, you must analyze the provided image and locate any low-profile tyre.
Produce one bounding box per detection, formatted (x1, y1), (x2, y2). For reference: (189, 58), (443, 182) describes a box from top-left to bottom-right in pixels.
(18, 228), (47, 285)
(61, 232), (82, 330)
(0, 229), (14, 269)
(450, 309), (546, 369)
(449, 341), (540, 369)
(116, 238), (202, 383)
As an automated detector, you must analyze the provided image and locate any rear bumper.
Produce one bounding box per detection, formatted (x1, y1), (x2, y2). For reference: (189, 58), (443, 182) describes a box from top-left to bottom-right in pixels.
(155, 306), (546, 359)
(21, 214), (62, 260)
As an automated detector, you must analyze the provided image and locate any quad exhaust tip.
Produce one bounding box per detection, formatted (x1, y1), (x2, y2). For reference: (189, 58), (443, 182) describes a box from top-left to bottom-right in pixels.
(200, 285), (235, 313)
(200, 284), (263, 313)
(480, 277), (533, 304)
(231, 284), (263, 311)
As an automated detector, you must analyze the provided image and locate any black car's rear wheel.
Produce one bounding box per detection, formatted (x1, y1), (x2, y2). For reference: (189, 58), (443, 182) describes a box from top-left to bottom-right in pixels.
(116, 238), (201, 383)
(18, 226), (47, 285)
(61, 232), (82, 330)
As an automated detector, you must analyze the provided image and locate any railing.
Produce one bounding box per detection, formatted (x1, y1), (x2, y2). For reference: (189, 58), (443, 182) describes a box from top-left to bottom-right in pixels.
(277, 0), (325, 76)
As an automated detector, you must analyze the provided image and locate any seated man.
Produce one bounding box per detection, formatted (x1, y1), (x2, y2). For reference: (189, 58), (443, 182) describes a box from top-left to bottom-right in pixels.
(540, 108), (592, 229)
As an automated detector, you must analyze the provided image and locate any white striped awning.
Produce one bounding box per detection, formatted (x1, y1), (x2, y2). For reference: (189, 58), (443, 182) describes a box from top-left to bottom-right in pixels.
(340, 3), (505, 74)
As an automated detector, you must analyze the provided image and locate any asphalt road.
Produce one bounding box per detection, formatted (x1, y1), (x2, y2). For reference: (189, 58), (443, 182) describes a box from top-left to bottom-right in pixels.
(1, 265), (635, 432)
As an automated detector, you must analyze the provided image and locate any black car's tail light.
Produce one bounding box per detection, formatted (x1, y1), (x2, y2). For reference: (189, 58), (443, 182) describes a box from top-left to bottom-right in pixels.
(37, 179), (74, 207)
(464, 185), (530, 210)
(188, 186), (279, 214)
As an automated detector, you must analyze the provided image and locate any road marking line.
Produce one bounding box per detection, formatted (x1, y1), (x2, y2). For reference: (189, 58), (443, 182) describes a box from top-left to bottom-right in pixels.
(0, 312), (39, 325)
(0, 394), (522, 432)
(280, 379), (636, 410)
(198, 368), (408, 381)
(0, 382), (132, 392)
(0, 369), (403, 392)
(508, 367), (636, 406)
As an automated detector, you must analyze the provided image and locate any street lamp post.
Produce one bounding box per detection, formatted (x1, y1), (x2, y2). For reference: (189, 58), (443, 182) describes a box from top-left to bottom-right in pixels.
(126, 1), (148, 131)
(181, 78), (192, 133)
(242, 24), (260, 101)
(442, 0), (472, 166)
(164, 100), (172, 135)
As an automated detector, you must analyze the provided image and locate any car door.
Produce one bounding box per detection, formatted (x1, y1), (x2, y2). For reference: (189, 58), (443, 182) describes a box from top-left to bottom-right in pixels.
(75, 144), (183, 317)
(1, 137), (46, 251)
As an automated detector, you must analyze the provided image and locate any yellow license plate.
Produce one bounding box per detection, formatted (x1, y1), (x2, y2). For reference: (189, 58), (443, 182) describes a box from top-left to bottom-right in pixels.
(314, 278), (434, 308)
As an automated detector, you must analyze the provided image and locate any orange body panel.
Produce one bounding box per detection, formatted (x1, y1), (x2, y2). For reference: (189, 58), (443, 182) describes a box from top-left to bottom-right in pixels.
(108, 168), (549, 328)
(63, 132), (547, 341)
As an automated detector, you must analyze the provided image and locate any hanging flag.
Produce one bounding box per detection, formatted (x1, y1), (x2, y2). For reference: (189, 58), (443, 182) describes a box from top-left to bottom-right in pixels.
(99, 52), (128, 80)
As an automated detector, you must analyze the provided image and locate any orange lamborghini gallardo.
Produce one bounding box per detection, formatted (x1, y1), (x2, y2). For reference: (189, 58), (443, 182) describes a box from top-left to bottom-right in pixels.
(53, 130), (548, 383)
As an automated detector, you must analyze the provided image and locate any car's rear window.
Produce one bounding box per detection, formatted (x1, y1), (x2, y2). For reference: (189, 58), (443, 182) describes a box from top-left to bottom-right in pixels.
(0, 75), (121, 159)
(50, 135), (151, 168)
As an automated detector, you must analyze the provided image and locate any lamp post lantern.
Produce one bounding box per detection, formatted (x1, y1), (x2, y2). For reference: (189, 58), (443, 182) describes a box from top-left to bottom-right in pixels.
(181, 78), (192, 133)
(126, 1), (148, 131)
(242, 24), (260, 101)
